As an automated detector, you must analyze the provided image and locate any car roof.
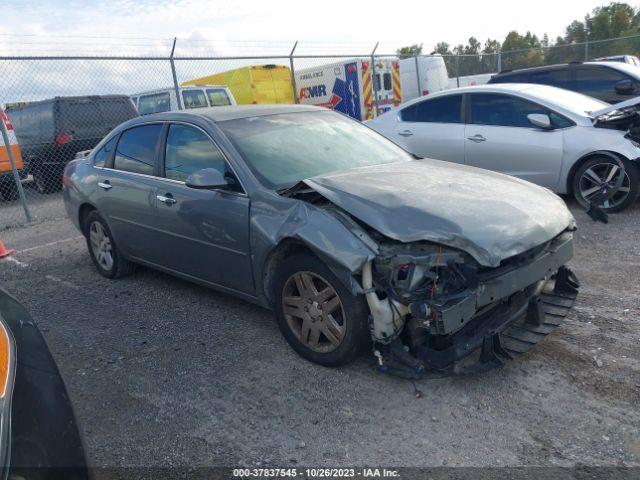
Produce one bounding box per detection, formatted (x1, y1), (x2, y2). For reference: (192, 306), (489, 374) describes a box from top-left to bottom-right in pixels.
(144, 104), (324, 123)
(412, 83), (571, 98)
(494, 60), (640, 77)
(131, 85), (229, 96)
(396, 83), (607, 122)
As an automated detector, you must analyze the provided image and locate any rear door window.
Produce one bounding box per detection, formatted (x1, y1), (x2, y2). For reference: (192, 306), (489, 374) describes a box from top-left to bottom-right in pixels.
(99, 98), (136, 127)
(400, 94), (463, 123)
(163, 123), (229, 183)
(383, 73), (392, 90)
(181, 90), (208, 109)
(373, 74), (381, 92)
(206, 88), (231, 106)
(94, 136), (116, 168)
(113, 124), (162, 175)
(138, 92), (171, 115)
(470, 93), (548, 127)
(64, 100), (103, 129)
(528, 68), (572, 89)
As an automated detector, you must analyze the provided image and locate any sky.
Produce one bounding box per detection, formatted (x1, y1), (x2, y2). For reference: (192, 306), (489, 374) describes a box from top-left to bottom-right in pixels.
(0, 0), (618, 103)
(0, 0), (611, 56)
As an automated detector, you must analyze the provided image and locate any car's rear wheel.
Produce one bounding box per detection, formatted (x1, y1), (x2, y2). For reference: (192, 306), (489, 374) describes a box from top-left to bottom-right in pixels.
(572, 156), (639, 212)
(274, 253), (369, 367)
(84, 211), (135, 278)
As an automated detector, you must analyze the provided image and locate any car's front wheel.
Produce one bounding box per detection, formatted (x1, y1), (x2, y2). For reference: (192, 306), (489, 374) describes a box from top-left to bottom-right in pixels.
(84, 211), (135, 279)
(274, 253), (370, 367)
(572, 156), (639, 212)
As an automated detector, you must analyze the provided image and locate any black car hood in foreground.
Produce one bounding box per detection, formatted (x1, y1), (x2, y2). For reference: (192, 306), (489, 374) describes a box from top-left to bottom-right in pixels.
(0, 287), (89, 479)
(304, 159), (576, 267)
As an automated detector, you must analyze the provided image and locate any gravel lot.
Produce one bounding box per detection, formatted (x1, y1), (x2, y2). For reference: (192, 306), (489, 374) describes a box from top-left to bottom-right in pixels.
(0, 198), (639, 469)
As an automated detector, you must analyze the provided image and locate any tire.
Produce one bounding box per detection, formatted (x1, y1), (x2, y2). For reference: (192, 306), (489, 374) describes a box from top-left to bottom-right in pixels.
(273, 253), (370, 367)
(83, 211), (135, 279)
(572, 156), (640, 213)
(33, 165), (62, 194)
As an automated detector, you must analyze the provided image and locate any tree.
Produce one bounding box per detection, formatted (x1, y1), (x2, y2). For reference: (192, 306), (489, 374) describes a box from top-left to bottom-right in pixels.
(587, 2), (636, 40)
(565, 20), (587, 43)
(500, 31), (544, 70)
(429, 2), (640, 76)
(432, 42), (452, 55)
(396, 43), (423, 59)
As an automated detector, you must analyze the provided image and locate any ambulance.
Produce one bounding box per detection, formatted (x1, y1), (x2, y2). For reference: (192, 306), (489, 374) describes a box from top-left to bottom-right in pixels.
(0, 109), (24, 201)
(295, 58), (402, 121)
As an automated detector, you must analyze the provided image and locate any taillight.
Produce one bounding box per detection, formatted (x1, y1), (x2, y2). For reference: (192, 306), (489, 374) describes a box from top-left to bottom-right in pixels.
(0, 112), (13, 131)
(62, 169), (70, 189)
(0, 321), (12, 398)
(55, 132), (73, 146)
(422, 90), (429, 96)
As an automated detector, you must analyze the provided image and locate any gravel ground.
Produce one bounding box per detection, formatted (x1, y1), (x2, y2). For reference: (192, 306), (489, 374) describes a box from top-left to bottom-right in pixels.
(0, 199), (638, 469)
(0, 185), (66, 231)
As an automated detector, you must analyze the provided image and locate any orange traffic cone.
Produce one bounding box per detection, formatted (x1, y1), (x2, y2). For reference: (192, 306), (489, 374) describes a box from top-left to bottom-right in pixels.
(0, 241), (14, 259)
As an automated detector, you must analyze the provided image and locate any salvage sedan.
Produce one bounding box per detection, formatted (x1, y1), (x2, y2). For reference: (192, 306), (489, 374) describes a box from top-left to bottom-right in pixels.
(63, 105), (579, 375)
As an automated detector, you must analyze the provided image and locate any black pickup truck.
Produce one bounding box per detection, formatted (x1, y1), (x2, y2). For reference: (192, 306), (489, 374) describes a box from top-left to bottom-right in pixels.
(6, 95), (137, 193)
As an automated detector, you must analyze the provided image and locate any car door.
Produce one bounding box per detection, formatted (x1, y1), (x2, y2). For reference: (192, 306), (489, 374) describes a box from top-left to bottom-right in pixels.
(152, 122), (253, 294)
(574, 65), (640, 104)
(391, 93), (465, 163)
(95, 123), (163, 262)
(464, 93), (565, 189)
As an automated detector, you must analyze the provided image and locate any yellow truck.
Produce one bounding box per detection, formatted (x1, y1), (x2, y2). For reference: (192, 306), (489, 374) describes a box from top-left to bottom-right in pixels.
(182, 64), (294, 105)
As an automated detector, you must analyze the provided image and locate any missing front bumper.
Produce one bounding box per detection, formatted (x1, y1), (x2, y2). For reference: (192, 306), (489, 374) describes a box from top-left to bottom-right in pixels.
(409, 266), (579, 375)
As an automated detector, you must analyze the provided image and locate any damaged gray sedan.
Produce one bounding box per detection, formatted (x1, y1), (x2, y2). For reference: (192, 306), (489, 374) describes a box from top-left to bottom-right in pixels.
(62, 105), (579, 375)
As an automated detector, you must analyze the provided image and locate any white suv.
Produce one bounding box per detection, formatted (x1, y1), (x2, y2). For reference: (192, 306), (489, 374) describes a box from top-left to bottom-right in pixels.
(367, 83), (640, 212)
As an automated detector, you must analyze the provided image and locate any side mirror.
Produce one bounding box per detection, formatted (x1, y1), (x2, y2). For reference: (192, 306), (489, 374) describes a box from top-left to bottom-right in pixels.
(527, 113), (553, 130)
(615, 79), (634, 95)
(185, 168), (230, 190)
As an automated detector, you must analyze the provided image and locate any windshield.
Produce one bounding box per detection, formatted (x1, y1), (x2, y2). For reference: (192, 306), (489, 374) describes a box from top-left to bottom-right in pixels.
(525, 84), (608, 116)
(218, 111), (411, 189)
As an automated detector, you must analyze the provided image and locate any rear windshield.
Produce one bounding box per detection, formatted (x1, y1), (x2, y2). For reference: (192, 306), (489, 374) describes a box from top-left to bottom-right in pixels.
(218, 111), (410, 190)
(138, 92), (171, 115)
(182, 90), (208, 109)
(523, 85), (608, 116)
(206, 88), (231, 106)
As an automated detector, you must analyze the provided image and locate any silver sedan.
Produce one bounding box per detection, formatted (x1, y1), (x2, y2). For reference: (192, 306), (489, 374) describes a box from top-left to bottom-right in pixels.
(367, 83), (640, 212)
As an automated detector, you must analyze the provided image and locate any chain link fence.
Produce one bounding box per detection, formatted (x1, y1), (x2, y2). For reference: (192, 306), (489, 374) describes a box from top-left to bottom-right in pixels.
(2, 35), (640, 230)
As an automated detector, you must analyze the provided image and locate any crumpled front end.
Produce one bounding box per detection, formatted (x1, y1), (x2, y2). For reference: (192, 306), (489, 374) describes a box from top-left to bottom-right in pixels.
(277, 176), (579, 376)
(363, 230), (578, 377)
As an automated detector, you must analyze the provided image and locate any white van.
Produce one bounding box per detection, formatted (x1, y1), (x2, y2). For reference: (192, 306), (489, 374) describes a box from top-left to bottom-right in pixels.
(131, 86), (236, 116)
(399, 55), (448, 102)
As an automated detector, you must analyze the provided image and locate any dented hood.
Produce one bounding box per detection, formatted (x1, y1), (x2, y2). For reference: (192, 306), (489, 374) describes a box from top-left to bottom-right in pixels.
(589, 95), (640, 118)
(303, 160), (575, 267)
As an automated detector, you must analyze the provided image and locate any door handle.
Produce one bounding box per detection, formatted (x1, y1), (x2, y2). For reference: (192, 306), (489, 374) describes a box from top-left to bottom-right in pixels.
(98, 180), (112, 190)
(398, 130), (413, 137)
(157, 194), (177, 205)
(467, 134), (486, 143)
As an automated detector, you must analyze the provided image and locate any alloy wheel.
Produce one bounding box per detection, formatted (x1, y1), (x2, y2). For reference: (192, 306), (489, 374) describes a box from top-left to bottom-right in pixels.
(89, 221), (114, 271)
(579, 162), (631, 209)
(281, 271), (346, 353)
